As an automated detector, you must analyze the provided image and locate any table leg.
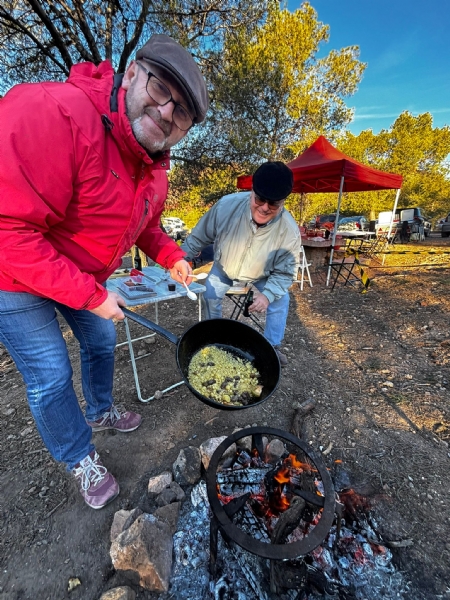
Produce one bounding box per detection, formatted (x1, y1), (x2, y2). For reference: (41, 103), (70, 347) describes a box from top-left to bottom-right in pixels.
(198, 292), (202, 321)
(122, 317), (185, 403)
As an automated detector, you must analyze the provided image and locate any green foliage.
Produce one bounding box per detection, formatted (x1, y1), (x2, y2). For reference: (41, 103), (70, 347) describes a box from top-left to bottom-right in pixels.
(332, 113), (450, 220)
(202, 2), (365, 162)
(171, 1), (366, 214)
(6, 2), (445, 229)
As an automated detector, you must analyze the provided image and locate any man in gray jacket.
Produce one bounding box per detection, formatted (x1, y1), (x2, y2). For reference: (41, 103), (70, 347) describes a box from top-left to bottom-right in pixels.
(181, 161), (300, 366)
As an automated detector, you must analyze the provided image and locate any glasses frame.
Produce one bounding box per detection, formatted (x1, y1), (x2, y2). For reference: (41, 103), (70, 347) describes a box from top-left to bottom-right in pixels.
(252, 192), (285, 212)
(135, 61), (194, 131)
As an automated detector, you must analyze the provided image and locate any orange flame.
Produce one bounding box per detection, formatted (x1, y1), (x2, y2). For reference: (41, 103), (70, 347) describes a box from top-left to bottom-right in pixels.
(279, 494), (290, 510)
(274, 467), (290, 484)
(286, 454), (317, 472)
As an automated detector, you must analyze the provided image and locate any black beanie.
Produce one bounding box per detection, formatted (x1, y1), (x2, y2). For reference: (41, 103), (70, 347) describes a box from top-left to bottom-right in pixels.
(252, 161), (294, 202)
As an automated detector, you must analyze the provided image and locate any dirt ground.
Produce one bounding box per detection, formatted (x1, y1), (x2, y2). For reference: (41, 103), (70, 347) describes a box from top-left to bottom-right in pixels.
(1, 233), (450, 600)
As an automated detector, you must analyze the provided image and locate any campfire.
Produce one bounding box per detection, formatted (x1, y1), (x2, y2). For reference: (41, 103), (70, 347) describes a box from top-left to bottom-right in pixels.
(109, 427), (409, 599)
(170, 427), (408, 600)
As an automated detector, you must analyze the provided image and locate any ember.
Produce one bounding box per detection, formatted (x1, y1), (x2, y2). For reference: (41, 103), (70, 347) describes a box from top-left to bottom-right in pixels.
(339, 488), (372, 519)
(215, 433), (327, 537)
(168, 429), (409, 600)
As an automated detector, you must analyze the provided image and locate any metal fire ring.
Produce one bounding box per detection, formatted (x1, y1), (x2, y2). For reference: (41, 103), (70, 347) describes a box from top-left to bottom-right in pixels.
(206, 427), (335, 560)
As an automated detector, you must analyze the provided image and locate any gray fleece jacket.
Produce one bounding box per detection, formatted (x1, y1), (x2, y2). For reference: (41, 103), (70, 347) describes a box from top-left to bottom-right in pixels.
(181, 192), (301, 303)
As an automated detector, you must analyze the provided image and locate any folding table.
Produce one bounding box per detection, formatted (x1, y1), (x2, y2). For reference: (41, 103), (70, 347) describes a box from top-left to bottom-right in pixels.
(106, 266), (206, 402)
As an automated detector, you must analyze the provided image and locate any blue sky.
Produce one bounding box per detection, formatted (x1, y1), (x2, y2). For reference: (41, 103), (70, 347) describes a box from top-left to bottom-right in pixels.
(287, 0), (450, 135)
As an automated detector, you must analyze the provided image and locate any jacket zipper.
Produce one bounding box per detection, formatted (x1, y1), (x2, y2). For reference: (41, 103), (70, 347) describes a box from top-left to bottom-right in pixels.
(134, 198), (149, 239)
(235, 228), (255, 275)
(100, 198), (150, 273)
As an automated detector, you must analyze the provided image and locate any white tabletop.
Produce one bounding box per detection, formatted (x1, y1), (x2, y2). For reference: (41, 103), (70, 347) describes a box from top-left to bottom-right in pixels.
(106, 265), (206, 307)
(337, 231), (376, 238)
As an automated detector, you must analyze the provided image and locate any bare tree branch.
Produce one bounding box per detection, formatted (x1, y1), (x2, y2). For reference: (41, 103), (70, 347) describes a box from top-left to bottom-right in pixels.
(25, 0), (74, 68)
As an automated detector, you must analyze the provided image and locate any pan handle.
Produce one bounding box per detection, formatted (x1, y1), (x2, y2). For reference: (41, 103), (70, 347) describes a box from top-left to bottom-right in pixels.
(122, 308), (179, 345)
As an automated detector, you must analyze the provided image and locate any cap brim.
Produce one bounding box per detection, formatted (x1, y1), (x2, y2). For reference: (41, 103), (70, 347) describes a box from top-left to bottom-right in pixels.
(143, 57), (198, 122)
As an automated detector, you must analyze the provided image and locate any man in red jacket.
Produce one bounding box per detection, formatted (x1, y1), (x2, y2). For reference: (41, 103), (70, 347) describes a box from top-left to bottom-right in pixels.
(0, 34), (208, 509)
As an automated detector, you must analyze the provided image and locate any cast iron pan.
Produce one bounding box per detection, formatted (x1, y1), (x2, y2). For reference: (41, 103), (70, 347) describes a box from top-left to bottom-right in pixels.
(122, 309), (280, 410)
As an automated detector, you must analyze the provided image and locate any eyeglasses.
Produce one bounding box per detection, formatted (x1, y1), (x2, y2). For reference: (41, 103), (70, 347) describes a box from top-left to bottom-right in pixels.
(253, 193), (285, 212)
(136, 61), (194, 131)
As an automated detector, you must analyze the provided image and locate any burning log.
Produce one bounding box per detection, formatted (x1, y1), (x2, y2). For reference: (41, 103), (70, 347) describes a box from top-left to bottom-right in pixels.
(217, 464), (271, 497)
(271, 496), (306, 545)
(270, 496), (306, 594)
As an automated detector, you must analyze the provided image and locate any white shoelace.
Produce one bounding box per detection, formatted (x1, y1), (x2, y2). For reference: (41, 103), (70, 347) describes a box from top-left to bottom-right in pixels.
(74, 452), (107, 491)
(96, 404), (125, 426)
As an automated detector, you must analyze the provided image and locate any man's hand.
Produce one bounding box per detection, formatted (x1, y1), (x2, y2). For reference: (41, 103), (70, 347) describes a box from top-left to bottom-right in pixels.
(248, 292), (269, 313)
(169, 259), (193, 284)
(89, 291), (126, 320)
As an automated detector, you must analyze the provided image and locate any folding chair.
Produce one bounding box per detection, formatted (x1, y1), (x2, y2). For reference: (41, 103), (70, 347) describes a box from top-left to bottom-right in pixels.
(294, 246), (313, 290)
(358, 235), (385, 264)
(225, 285), (264, 332)
(329, 255), (359, 290)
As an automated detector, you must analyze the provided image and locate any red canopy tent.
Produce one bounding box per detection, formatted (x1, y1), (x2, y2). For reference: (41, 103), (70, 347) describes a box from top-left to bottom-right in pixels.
(236, 135), (403, 193)
(236, 136), (403, 284)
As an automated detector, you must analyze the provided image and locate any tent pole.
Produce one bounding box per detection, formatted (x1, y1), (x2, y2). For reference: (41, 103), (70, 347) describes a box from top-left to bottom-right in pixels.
(382, 188), (401, 265)
(387, 188), (401, 239)
(326, 175), (345, 286)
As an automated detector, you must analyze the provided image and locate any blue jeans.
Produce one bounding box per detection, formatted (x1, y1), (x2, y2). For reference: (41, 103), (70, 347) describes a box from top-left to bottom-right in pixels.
(201, 262), (289, 347)
(0, 291), (116, 470)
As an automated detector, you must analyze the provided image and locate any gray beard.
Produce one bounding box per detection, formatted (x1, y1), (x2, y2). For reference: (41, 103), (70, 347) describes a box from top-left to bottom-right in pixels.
(130, 116), (168, 155)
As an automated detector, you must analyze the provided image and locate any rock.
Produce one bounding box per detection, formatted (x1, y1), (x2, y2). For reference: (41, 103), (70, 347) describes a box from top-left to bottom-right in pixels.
(172, 446), (202, 486)
(153, 502), (181, 535)
(20, 427), (34, 437)
(168, 481), (185, 501)
(232, 429), (269, 454)
(155, 488), (177, 507)
(148, 471), (172, 496)
(199, 437), (236, 470)
(1, 407), (15, 416)
(233, 428), (252, 452)
(111, 508), (143, 542)
(110, 514), (172, 592)
(265, 439), (285, 463)
(67, 577), (81, 592)
(98, 586), (136, 600)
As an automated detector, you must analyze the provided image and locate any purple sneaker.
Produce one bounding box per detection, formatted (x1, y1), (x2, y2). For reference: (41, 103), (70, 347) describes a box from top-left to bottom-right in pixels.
(274, 347), (288, 367)
(86, 404), (142, 433)
(73, 450), (119, 509)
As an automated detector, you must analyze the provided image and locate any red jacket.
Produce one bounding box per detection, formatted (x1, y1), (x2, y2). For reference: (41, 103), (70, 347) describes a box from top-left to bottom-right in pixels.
(0, 61), (185, 310)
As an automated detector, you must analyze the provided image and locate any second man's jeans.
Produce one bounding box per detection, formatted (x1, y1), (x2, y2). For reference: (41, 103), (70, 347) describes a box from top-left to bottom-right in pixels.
(0, 290), (116, 470)
(201, 262), (289, 347)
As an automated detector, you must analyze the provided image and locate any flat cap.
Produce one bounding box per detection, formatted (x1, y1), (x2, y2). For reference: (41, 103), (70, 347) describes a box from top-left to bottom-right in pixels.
(136, 34), (209, 124)
(252, 161), (294, 202)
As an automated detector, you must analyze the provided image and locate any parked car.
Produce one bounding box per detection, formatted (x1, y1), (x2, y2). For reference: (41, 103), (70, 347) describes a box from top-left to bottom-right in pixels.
(435, 216), (446, 232)
(336, 215), (369, 232)
(161, 221), (178, 241)
(310, 214), (337, 231)
(162, 217), (189, 241)
(441, 213), (450, 237)
(401, 207), (432, 237)
(377, 207), (432, 238)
